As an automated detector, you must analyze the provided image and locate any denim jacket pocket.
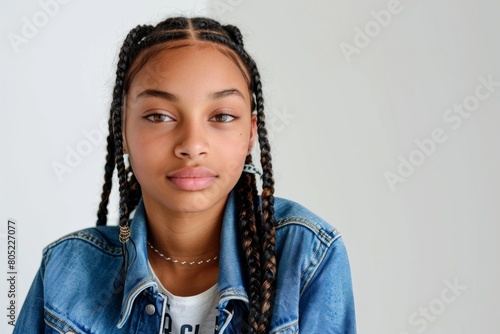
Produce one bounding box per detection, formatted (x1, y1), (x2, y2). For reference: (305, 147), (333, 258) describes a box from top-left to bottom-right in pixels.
(44, 309), (81, 334)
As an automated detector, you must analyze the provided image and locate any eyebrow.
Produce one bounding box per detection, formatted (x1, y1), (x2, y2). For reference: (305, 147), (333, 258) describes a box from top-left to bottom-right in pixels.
(135, 88), (246, 102)
(136, 89), (179, 102)
(209, 89), (246, 101)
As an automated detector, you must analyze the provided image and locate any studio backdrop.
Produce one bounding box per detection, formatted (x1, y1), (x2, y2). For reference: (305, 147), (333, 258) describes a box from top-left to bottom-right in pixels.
(1, 0), (499, 333)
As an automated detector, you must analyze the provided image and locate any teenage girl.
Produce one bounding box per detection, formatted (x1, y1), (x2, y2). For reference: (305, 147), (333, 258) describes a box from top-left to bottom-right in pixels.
(15, 16), (357, 334)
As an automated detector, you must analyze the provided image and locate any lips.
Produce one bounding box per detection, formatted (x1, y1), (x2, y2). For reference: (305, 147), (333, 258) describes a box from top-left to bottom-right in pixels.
(167, 167), (217, 191)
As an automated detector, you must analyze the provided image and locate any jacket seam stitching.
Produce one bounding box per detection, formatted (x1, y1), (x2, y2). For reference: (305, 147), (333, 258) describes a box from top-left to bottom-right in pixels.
(271, 320), (298, 333)
(276, 216), (339, 246)
(300, 237), (341, 296)
(44, 309), (77, 333)
(298, 239), (325, 293)
(44, 231), (122, 256)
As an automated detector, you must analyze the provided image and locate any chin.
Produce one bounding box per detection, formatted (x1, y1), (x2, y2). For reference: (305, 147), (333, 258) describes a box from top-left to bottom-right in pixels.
(162, 191), (229, 213)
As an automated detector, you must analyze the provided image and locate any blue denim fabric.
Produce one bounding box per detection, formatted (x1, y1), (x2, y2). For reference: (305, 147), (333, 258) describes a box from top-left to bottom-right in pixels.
(14, 191), (356, 333)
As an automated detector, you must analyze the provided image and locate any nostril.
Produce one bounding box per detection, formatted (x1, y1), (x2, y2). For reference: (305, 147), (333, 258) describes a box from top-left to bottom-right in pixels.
(174, 136), (209, 159)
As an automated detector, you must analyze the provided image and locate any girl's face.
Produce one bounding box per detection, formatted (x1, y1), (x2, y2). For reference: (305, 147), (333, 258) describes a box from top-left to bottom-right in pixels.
(123, 43), (256, 216)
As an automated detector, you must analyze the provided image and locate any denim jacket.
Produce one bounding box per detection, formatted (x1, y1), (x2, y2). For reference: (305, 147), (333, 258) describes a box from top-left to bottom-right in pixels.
(15, 192), (356, 333)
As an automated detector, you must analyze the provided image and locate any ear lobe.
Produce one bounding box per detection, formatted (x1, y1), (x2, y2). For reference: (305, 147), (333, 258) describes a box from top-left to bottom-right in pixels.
(122, 103), (128, 154)
(122, 133), (128, 154)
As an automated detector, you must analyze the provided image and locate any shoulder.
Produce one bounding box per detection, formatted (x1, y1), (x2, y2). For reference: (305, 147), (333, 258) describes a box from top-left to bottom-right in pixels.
(33, 226), (126, 331)
(271, 200), (357, 333)
(273, 196), (341, 247)
(271, 197), (354, 320)
(39, 226), (124, 303)
(272, 196), (349, 292)
(42, 225), (122, 262)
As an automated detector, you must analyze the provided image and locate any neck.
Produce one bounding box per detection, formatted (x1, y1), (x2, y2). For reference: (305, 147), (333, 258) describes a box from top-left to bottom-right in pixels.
(143, 196), (226, 261)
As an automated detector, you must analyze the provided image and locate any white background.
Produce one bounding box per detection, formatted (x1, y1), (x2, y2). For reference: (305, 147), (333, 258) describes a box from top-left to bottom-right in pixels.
(1, 0), (499, 333)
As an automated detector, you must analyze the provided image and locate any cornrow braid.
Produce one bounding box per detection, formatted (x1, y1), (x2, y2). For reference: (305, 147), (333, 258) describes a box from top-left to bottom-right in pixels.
(223, 24), (245, 47)
(253, 73), (276, 332)
(96, 17), (277, 333)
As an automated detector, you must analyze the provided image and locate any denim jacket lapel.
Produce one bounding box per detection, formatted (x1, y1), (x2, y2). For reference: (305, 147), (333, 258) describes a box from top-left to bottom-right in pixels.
(218, 191), (249, 307)
(116, 199), (157, 328)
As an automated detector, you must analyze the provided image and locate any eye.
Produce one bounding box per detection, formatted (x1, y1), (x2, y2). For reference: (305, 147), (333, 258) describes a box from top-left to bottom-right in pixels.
(210, 114), (238, 123)
(145, 113), (174, 123)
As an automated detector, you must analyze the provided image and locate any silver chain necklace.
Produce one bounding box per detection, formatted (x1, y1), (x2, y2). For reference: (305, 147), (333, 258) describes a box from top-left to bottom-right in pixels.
(147, 241), (219, 266)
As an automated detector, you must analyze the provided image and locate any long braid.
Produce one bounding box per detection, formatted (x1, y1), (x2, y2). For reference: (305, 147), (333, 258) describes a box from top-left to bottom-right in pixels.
(113, 25), (154, 243)
(96, 117), (115, 226)
(252, 70), (277, 332)
(96, 24), (152, 229)
(125, 163), (142, 217)
(236, 155), (262, 334)
(96, 17), (277, 333)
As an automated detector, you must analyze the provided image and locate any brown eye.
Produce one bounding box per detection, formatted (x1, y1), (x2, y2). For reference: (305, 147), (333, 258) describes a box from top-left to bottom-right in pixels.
(210, 114), (237, 123)
(145, 113), (174, 123)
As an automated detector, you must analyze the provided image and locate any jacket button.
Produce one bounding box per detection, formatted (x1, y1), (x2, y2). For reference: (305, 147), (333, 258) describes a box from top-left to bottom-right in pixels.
(145, 304), (156, 315)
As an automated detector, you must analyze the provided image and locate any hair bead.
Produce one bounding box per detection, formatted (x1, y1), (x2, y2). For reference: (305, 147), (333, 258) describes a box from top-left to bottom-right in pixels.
(119, 225), (131, 243)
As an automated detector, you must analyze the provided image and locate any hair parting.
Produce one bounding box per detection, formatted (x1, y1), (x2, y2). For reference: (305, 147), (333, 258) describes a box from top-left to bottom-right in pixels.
(96, 17), (277, 333)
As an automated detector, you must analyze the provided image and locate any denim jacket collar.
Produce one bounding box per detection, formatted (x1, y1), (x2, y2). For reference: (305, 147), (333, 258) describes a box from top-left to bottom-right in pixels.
(117, 197), (154, 328)
(117, 191), (248, 328)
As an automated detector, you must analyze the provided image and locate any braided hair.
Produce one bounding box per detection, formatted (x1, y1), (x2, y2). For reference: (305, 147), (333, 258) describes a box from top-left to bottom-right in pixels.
(96, 17), (276, 334)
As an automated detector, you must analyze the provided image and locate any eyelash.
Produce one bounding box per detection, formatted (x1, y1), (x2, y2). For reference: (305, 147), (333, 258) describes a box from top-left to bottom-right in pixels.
(144, 113), (239, 123)
(145, 113), (174, 123)
(210, 113), (239, 123)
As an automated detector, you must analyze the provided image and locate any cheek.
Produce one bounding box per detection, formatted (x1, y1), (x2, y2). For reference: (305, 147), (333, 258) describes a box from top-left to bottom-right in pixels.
(127, 134), (166, 176)
(217, 133), (251, 176)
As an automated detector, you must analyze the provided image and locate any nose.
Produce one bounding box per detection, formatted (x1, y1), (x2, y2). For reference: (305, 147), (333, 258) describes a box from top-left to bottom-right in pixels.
(174, 120), (209, 160)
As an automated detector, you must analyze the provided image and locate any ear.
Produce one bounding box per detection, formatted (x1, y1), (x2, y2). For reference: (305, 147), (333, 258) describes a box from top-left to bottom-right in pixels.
(122, 135), (128, 154)
(122, 104), (129, 154)
(248, 114), (257, 154)
(122, 122), (129, 154)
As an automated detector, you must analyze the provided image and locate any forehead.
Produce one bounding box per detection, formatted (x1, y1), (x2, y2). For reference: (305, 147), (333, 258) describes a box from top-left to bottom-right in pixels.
(127, 42), (251, 97)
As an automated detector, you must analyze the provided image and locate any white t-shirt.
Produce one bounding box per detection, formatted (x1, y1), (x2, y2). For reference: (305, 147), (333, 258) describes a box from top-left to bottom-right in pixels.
(149, 262), (219, 334)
